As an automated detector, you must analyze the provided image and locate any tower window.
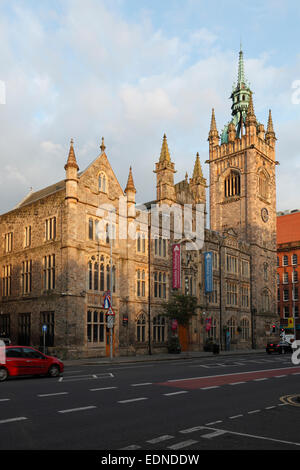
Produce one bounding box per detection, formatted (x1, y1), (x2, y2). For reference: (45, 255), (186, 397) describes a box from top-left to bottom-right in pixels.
(224, 171), (240, 198)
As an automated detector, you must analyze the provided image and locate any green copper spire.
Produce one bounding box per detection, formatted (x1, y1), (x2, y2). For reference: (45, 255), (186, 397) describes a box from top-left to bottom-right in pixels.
(237, 47), (245, 86)
(221, 46), (253, 142)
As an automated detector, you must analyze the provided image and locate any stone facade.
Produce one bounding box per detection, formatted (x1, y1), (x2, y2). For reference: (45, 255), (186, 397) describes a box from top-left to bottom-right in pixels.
(0, 49), (278, 357)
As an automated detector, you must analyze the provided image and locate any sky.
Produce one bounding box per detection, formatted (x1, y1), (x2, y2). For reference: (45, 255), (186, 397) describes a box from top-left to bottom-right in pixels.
(1, 0), (300, 215)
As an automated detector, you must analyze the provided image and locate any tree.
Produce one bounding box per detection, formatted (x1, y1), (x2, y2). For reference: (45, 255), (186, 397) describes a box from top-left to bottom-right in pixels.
(161, 293), (199, 326)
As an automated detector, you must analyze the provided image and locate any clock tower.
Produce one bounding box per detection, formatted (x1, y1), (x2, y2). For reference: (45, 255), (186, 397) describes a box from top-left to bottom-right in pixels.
(207, 47), (278, 346)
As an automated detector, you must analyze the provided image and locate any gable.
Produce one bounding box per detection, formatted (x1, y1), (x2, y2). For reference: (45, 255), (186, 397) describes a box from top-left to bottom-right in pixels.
(78, 152), (124, 201)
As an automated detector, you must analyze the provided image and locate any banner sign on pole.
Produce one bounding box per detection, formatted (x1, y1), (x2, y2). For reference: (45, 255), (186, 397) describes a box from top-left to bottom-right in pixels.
(204, 252), (213, 293)
(172, 244), (181, 289)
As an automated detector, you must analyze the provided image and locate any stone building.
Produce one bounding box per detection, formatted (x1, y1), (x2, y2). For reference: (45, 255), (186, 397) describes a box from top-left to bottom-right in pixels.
(0, 49), (278, 358)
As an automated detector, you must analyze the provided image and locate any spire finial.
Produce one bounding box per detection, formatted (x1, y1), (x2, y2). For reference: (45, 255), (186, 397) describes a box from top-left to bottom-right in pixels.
(159, 133), (171, 162)
(192, 152), (203, 178)
(245, 92), (256, 126)
(267, 109), (274, 133)
(125, 165), (136, 193)
(65, 138), (79, 171)
(100, 137), (106, 153)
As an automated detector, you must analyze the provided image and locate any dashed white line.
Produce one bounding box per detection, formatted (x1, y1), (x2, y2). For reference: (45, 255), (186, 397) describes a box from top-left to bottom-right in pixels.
(118, 398), (148, 404)
(147, 435), (174, 444)
(265, 406), (276, 410)
(119, 445), (141, 450)
(164, 391), (188, 396)
(89, 387), (118, 392)
(274, 375), (287, 378)
(254, 378), (268, 382)
(205, 421), (223, 426)
(131, 382), (153, 387)
(248, 409), (261, 414)
(38, 392), (69, 398)
(229, 414), (243, 419)
(58, 406), (97, 414)
(229, 382), (246, 386)
(0, 398), (10, 402)
(0, 417), (27, 424)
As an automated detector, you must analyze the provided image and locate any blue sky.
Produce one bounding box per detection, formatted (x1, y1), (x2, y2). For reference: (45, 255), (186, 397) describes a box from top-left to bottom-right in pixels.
(0, 0), (300, 214)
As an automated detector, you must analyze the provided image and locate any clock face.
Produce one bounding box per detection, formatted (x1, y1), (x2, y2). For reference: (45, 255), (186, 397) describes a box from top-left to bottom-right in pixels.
(261, 207), (269, 223)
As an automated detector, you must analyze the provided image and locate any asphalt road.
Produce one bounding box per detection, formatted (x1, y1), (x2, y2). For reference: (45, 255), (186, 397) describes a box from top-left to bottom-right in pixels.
(0, 352), (299, 450)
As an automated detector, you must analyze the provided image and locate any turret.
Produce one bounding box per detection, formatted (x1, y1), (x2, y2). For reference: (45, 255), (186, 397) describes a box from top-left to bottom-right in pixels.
(265, 109), (276, 148)
(124, 166), (136, 220)
(154, 134), (176, 204)
(190, 152), (207, 207)
(64, 139), (79, 203)
(208, 108), (219, 148)
(245, 93), (257, 137)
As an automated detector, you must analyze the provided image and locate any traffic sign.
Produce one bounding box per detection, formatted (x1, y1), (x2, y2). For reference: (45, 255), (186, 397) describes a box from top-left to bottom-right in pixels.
(42, 325), (47, 333)
(288, 318), (294, 328)
(107, 315), (115, 329)
(103, 291), (111, 309)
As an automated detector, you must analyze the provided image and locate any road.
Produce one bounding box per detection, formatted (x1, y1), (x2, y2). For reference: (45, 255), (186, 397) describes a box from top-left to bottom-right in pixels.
(0, 352), (299, 450)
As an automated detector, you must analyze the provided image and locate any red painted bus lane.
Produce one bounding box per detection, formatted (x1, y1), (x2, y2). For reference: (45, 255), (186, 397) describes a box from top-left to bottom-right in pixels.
(159, 367), (300, 390)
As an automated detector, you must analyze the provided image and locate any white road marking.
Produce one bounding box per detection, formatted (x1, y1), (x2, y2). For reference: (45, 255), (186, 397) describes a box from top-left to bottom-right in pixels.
(229, 414), (243, 419)
(265, 406), (276, 410)
(180, 426), (206, 434)
(167, 366), (298, 384)
(205, 421), (223, 426)
(229, 382), (246, 385)
(131, 382), (153, 387)
(167, 440), (198, 450)
(147, 435), (174, 444)
(38, 392), (69, 398)
(89, 387), (118, 392)
(202, 426), (300, 447)
(58, 406), (97, 414)
(0, 417), (27, 424)
(248, 409), (261, 414)
(119, 445), (141, 450)
(254, 378), (268, 381)
(292, 373), (300, 376)
(164, 391), (188, 396)
(118, 398), (148, 404)
(0, 398), (10, 402)
(275, 375), (287, 378)
(201, 430), (227, 439)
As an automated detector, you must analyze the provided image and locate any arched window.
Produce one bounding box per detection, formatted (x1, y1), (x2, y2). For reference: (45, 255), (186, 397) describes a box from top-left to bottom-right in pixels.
(137, 314), (146, 342)
(98, 172), (107, 193)
(258, 171), (268, 199)
(87, 256), (115, 293)
(224, 171), (240, 198)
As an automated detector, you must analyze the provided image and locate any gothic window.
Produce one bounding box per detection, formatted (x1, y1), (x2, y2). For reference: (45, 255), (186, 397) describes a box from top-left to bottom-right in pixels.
(224, 171), (240, 198)
(87, 257), (115, 292)
(98, 172), (107, 193)
(258, 171), (269, 199)
(136, 314), (146, 342)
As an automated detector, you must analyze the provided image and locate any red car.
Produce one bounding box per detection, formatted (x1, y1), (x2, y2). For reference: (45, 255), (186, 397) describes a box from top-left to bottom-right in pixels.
(0, 345), (64, 382)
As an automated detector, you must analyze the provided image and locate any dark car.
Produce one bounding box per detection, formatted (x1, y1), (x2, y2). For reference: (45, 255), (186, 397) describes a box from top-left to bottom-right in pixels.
(0, 345), (64, 382)
(266, 341), (293, 354)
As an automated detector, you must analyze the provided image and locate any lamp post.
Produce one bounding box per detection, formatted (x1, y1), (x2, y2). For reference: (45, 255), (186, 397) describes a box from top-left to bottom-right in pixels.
(218, 233), (227, 351)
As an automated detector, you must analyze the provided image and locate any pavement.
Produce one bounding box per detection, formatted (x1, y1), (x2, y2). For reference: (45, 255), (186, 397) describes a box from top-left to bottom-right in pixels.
(64, 348), (266, 366)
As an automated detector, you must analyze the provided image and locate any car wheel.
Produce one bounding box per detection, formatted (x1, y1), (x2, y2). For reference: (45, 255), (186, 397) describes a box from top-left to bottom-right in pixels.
(0, 367), (8, 382)
(48, 365), (60, 378)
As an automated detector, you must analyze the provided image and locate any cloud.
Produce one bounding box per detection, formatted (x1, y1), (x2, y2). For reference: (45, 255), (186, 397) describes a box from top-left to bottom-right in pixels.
(0, 0), (298, 216)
